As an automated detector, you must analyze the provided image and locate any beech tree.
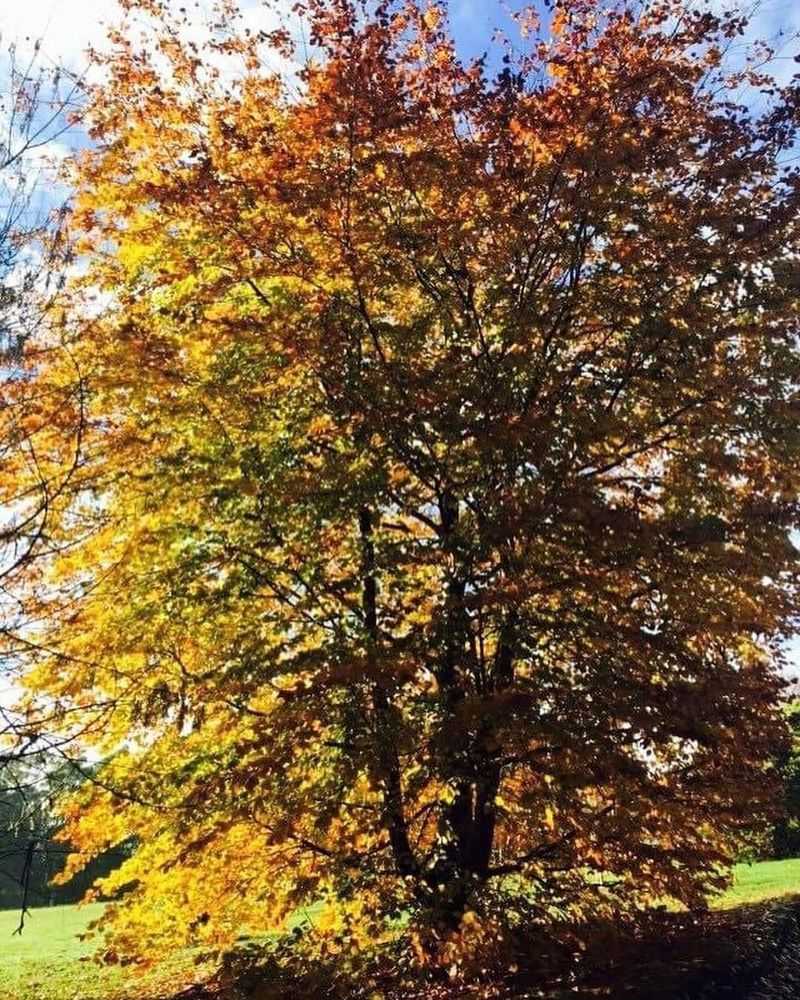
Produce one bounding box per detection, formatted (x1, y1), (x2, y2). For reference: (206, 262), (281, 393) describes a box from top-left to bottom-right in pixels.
(10, 0), (800, 969)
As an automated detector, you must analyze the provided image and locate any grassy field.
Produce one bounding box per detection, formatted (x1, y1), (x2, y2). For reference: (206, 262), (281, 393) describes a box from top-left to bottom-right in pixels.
(2, 859), (800, 1000)
(716, 856), (800, 909)
(0, 902), (212, 1000)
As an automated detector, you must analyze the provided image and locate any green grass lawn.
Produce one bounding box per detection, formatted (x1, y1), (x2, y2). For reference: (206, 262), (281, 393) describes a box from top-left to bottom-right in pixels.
(716, 857), (800, 909)
(0, 902), (212, 1000)
(3, 859), (800, 1000)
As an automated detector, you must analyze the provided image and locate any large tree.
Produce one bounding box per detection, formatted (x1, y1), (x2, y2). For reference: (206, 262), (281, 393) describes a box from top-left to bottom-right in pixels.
(11, 0), (800, 970)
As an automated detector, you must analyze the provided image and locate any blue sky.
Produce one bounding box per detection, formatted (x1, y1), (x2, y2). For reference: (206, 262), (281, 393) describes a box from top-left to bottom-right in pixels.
(2, 0), (798, 84)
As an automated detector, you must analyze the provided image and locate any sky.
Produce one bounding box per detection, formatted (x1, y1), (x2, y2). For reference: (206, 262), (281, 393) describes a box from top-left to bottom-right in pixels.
(1, 0), (287, 83)
(1, 0), (798, 70)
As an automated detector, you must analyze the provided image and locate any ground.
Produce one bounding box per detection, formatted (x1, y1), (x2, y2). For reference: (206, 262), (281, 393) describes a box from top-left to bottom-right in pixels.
(0, 902), (214, 1000)
(714, 857), (800, 908)
(2, 860), (800, 1000)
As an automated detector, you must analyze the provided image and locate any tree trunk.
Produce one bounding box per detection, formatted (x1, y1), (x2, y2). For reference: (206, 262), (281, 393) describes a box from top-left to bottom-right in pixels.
(360, 500), (516, 930)
(360, 507), (418, 877)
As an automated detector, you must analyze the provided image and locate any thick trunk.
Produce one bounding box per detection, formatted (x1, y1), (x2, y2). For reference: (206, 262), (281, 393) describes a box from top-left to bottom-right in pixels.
(425, 493), (514, 912)
(465, 616), (516, 876)
(434, 491), (472, 889)
(359, 499), (516, 917)
(359, 507), (418, 877)
(433, 598), (518, 905)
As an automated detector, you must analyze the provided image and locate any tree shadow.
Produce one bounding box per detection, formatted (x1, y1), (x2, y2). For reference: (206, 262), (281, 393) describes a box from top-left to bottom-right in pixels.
(161, 897), (800, 1000)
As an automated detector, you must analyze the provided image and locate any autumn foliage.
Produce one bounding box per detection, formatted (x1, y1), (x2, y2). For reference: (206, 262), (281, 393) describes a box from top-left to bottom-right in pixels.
(6, 0), (800, 975)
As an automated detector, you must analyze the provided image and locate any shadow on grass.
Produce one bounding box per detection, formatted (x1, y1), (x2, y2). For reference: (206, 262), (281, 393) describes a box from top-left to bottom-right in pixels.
(160, 896), (800, 1000)
(562, 895), (800, 1000)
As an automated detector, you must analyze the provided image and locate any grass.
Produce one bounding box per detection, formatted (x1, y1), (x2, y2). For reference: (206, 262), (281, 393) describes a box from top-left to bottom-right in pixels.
(716, 857), (800, 909)
(2, 859), (800, 1000)
(0, 902), (212, 1000)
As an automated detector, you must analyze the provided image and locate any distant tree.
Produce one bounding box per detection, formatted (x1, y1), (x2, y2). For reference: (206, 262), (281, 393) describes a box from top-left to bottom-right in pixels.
(0, 755), (129, 920)
(772, 702), (800, 859)
(10, 0), (800, 976)
(0, 757), (60, 914)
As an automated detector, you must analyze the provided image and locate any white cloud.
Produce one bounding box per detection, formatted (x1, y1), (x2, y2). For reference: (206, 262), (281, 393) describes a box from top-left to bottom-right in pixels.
(0, 0), (294, 76)
(0, 0), (125, 72)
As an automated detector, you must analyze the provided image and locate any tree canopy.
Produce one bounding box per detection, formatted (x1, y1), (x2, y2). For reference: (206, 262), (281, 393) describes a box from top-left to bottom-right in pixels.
(6, 0), (800, 974)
